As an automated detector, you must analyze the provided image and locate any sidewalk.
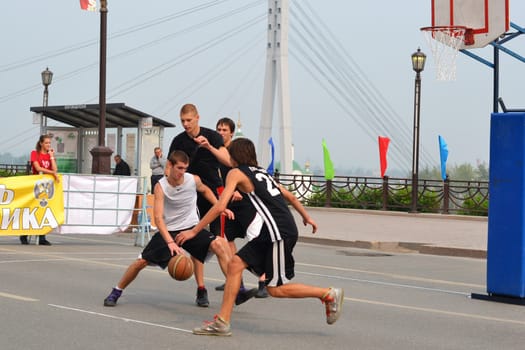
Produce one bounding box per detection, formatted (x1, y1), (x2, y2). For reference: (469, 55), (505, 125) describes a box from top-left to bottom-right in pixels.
(293, 208), (488, 258)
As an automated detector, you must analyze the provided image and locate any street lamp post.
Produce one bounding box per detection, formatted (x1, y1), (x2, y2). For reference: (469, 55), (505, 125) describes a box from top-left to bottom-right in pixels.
(90, 0), (113, 174)
(40, 67), (53, 135)
(410, 48), (426, 213)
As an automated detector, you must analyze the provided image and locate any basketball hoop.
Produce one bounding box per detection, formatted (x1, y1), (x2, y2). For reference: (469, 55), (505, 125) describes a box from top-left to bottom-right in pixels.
(421, 26), (473, 81)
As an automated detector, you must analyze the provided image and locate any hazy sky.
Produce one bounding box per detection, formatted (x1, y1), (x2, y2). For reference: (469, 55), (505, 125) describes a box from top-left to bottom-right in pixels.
(1, 1), (524, 175)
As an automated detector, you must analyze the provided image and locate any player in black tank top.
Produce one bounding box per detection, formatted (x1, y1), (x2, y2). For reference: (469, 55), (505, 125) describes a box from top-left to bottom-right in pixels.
(178, 138), (344, 336)
(167, 104), (233, 308)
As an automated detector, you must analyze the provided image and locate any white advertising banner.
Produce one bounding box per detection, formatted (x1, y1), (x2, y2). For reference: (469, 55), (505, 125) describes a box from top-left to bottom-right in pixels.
(54, 174), (138, 234)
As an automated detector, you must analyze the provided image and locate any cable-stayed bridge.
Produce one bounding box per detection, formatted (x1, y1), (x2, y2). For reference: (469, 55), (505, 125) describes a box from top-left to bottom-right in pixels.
(0, 0), (439, 174)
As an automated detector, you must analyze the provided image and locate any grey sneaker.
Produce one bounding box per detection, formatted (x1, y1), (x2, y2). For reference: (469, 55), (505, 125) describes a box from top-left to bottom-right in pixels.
(323, 287), (344, 325)
(193, 315), (232, 336)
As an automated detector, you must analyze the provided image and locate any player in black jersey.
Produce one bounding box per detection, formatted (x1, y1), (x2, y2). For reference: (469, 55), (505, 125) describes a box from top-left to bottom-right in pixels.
(176, 138), (344, 336)
(214, 117), (268, 298)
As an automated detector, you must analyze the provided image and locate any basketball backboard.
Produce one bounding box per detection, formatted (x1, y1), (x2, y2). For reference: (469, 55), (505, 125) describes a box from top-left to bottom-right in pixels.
(430, 0), (510, 49)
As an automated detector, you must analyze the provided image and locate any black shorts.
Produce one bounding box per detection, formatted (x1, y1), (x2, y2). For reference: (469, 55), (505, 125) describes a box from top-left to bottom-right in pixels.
(224, 217), (246, 242)
(140, 228), (216, 269)
(197, 193), (221, 235)
(236, 235), (298, 287)
(224, 197), (254, 242)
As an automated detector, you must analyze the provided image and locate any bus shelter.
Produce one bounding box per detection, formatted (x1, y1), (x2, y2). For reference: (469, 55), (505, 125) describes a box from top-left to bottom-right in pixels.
(30, 103), (175, 189)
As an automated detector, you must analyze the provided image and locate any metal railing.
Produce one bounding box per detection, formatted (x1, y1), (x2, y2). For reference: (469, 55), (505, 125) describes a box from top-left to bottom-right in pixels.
(274, 172), (489, 216)
(0, 162), (31, 176)
(0, 164), (489, 216)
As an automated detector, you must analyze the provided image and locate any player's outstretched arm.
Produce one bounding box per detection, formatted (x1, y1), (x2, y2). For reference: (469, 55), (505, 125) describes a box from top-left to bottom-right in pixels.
(194, 174), (218, 206)
(177, 172), (240, 246)
(193, 136), (232, 167)
(280, 185), (318, 234)
(194, 174), (235, 220)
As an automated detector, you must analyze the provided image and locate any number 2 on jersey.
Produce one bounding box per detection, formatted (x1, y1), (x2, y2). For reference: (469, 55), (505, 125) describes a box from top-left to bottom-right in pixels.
(255, 172), (280, 197)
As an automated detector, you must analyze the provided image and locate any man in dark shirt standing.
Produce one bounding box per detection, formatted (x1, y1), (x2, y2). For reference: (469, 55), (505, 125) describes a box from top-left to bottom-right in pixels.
(113, 155), (131, 176)
(168, 103), (231, 308)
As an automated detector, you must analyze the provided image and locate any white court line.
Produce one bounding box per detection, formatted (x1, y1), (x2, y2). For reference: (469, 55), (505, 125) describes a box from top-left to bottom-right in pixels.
(298, 271), (472, 296)
(48, 304), (192, 333)
(0, 292), (38, 302)
(49, 297), (525, 330)
(0, 258), (133, 264)
(296, 262), (484, 288)
(1, 245), (482, 294)
(349, 297), (525, 326)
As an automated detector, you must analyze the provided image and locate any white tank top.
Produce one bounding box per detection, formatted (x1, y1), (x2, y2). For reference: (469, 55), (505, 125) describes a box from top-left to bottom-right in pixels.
(158, 173), (200, 231)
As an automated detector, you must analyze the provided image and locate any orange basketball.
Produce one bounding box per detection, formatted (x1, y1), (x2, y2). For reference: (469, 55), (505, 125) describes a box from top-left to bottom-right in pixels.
(167, 254), (194, 281)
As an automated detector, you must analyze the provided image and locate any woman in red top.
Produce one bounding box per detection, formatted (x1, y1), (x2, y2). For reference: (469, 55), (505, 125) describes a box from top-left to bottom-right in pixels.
(20, 134), (58, 245)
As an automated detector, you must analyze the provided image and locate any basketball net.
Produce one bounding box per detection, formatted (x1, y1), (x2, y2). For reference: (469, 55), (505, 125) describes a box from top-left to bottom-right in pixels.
(421, 26), (468, 81)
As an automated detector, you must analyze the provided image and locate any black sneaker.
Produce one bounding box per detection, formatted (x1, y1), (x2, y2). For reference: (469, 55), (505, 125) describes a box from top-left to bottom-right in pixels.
(20, 236), (29, 245)
(39, 239), (52, 246)
(255, 285), (269, 298)
(196, 287), (209, 307)
(104, 288), (122, 307)
(215, 280), (244, 292)
(235, 287), (258, 306)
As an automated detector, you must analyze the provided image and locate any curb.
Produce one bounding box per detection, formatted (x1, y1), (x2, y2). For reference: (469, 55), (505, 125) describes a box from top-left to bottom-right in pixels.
(298, 236), (487, 259)
(304, 207), (488, 222)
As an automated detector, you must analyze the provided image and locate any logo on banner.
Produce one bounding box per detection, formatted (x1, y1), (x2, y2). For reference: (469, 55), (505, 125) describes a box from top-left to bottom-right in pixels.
(34, 179), (55, 207)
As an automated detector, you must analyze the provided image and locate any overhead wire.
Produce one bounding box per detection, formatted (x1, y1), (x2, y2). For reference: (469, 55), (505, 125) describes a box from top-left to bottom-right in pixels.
(290, 45), (410, 169)
(212, 52), (265, 119)
(0, 1), (264, 104)
(153, 30), (266, 118)
(0, 0), (232, 73)
(291, 21), (412, 169)
(1, 1), (266, 153)
(292, 0), (436, 170)
(1, 127), (41, 154)
(101, 14), (266, 102)
(290, 5), (409, 169)
(2, 0), (430, 171)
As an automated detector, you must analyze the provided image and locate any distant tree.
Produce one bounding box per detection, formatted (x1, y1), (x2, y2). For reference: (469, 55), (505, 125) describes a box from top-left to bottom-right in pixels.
(419, 166), (441, 180)
(0, 152), (28, 164)
(414, 161), (489, 182)
(475, 161), (489, 180)
(453, 163), (476, 181)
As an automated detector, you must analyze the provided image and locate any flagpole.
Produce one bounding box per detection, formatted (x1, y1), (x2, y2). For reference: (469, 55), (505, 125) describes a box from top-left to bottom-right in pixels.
(90, 0), (113, 174)
(98, 0), (107, 147)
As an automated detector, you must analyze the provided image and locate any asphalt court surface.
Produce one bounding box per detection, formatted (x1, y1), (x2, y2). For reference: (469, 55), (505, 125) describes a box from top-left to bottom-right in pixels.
(1, 231), (524, 350)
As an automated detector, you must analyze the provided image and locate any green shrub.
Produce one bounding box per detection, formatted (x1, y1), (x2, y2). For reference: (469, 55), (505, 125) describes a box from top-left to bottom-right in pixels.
(458, 194), (489, 216)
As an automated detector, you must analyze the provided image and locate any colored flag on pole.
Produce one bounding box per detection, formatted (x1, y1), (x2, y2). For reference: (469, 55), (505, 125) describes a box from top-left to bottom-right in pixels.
(378, 136), (390, 177)
(267, 137), (275, 175)
(322, 139), (334, 180)
(80, 0), (97, 11)
(438, 135), (449, 180)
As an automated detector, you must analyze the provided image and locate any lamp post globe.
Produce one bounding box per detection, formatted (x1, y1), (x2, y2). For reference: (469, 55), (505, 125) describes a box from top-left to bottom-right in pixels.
(410, 48), (426, 212)
(411, 47), (427, 73)
(41, 67), (53, 87)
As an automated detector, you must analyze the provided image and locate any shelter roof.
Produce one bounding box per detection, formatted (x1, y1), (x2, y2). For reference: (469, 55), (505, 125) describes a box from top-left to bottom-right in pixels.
(30, 103), (175, 129)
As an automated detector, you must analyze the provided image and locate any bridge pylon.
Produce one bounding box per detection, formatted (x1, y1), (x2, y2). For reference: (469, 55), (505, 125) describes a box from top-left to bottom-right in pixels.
(258, 0), (293, 174)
